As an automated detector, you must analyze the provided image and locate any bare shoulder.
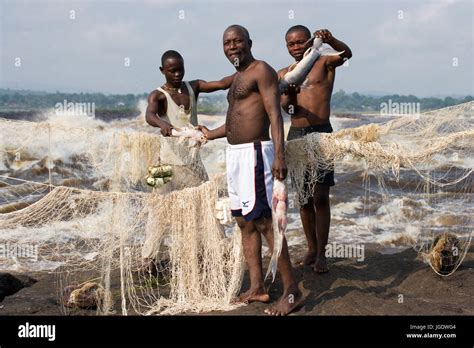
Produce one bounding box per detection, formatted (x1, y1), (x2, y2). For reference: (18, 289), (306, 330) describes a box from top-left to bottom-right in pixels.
(254, 60), (276, 72)
(149, 89), (165, 102)
(253, 60), (278, 78)
(308, 56), (330, 74)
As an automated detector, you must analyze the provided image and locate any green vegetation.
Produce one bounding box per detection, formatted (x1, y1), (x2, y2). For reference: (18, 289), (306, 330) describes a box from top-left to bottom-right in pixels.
(331, 90), (473, 113)
(0, 88), (471, 117)
(0, 89), (148, 111)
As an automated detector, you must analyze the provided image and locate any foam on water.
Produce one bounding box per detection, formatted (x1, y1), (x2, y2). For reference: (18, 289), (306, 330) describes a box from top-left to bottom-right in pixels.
(332, 200), (364, 216)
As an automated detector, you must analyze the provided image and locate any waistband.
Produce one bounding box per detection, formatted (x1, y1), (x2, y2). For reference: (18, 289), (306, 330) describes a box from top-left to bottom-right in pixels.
(289, 123), (333, 134)
(227, 140), (273, 150)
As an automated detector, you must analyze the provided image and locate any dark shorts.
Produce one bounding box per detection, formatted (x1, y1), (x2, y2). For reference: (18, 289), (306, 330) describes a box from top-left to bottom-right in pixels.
(287, 124), (335, 188)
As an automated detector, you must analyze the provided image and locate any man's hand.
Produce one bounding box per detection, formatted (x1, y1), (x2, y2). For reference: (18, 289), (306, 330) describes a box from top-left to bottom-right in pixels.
(272, 156), (288, 181)
(283, 83), (300, 96)
(315, 29), (353, 64)
(196, 125), (211, 140)
(314, 29), (334, 44)
(160, 121), (174, 136)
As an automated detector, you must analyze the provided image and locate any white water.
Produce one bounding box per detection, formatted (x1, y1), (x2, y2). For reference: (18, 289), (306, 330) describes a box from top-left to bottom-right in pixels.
(0, 109), (471, 271)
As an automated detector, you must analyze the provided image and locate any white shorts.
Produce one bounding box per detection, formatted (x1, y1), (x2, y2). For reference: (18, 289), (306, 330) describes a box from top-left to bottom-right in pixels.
(226, 140), (274, 221)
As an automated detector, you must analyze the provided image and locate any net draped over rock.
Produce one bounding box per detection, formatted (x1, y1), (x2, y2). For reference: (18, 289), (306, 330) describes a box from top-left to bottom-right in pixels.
(285, 102), (472, 276)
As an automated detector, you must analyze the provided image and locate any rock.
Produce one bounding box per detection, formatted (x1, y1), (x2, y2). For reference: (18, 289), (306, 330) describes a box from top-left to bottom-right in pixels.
(62, 282), (108, 309)
(0, 272), (37, 302)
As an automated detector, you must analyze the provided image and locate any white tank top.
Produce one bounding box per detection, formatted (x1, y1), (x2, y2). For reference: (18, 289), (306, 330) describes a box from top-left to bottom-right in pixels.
(156, 81), (198, 128)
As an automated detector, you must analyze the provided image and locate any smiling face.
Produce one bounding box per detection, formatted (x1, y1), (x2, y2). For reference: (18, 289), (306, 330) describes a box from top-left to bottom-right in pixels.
(223, 27), (252, 68)
(160, 57), (185, 88)
(285, 30), (312, 62)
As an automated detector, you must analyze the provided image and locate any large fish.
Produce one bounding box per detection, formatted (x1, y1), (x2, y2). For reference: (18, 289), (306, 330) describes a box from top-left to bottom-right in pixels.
(265, 179), (288, 282)
(279, 36), (344, 94)
(171, 127), (207, 146)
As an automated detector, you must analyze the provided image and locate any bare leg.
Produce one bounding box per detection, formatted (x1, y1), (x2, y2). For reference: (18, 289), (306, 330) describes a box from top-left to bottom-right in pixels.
(298, 197), (318, 266)
(313, 185), (331, 273)
(254, 217), (304, 316)
(233, 216), (270, 303)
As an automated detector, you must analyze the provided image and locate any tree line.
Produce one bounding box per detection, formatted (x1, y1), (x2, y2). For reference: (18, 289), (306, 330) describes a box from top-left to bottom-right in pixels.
(0, 89), (471, 115)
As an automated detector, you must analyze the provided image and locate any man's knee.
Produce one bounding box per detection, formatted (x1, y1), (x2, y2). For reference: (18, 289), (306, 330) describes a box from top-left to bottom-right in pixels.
(253, 216), (272, 235)
(235, 216), (249, 230)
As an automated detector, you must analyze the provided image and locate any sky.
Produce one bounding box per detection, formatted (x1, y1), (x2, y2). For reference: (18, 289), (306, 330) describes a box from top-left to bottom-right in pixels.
(0, 0), (473, 96)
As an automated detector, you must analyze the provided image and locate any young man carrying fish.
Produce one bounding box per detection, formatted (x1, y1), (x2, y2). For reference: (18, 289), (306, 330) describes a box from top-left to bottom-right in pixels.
(198, 25), (304, 316)
(145, 50), (235, 136)
(278, 26), (352, 273)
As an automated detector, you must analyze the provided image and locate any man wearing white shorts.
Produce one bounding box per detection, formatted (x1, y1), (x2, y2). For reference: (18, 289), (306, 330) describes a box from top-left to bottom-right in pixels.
(227, 140), (274, 221)
(198, 25), (303, 316)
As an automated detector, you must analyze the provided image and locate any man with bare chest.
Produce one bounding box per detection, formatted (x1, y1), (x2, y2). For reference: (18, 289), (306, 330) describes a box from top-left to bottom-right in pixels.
(198, 25), (303, 315)
(278, 26), (352, 273)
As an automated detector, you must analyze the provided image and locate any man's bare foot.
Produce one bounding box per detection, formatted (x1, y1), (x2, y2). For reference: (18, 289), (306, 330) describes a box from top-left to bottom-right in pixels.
(264, 285), (304, 316)
(232, 288), (270, 304)
(298, 250), (317, 266)
(313, 257), (329, 273)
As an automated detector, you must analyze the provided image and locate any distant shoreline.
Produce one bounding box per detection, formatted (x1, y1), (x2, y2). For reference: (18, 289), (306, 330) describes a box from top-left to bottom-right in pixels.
(1, 89), (472, 117)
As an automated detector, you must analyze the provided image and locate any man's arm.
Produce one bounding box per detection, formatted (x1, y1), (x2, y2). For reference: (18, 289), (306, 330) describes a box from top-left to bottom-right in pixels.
(145, 91), (173, 136)
(196, 124), (226, 140)
(194, 73), (236, 93)
(314, 29), (352, 68)
(278, 67), (299, 115)
(256, 62), (287, 180)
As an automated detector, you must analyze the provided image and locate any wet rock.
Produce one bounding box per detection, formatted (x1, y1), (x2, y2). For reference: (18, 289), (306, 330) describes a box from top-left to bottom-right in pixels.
(0, 272), (37, 302)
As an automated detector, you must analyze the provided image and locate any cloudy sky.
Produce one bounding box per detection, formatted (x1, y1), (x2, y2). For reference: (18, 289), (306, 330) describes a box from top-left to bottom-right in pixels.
(0, 0), (472, 96)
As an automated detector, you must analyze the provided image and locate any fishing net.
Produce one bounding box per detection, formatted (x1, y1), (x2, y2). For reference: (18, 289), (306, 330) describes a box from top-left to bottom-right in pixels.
(0, 116), (243, 314)
(286, 102), (473, 276)
(0, 102), (472, 316)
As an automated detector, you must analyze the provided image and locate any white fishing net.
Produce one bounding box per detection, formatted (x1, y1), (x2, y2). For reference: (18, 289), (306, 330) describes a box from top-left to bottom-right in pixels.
(0, 117), (243, 314)
(286, 102), (473, 276)
(0, 102), (472, 315)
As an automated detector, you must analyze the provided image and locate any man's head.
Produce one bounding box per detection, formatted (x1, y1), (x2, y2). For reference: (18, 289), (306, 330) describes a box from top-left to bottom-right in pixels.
(285, 25), (312, 62)
(160, 50), (185, 87)
(223, 25), (252, 68)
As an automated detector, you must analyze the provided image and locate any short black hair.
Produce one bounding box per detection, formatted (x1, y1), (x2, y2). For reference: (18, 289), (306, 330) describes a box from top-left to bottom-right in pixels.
(285, 25), (311, 39)
(161, 50), (183, 67)
(224, 24), (251, 42)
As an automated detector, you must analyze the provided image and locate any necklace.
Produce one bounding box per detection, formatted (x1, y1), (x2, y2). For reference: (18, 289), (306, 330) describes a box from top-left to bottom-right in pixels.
(163, 83), (182, 94)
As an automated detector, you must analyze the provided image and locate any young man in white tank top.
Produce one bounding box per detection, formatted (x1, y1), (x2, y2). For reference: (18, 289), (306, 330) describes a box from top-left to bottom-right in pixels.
(145, 50), (235, 136)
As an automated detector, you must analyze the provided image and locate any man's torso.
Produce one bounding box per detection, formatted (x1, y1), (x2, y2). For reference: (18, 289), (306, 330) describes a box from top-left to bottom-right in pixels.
(282, 57), (336, 127)
(226, 61), (271, 145)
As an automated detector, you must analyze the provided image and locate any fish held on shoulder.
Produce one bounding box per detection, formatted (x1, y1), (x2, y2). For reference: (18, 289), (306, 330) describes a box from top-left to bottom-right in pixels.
(279, 36), (344, 94)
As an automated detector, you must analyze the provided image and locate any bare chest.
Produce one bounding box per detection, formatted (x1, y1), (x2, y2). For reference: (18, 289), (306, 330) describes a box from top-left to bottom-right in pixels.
(304, 60), (332, 86)
(228, 73), (256, 103)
